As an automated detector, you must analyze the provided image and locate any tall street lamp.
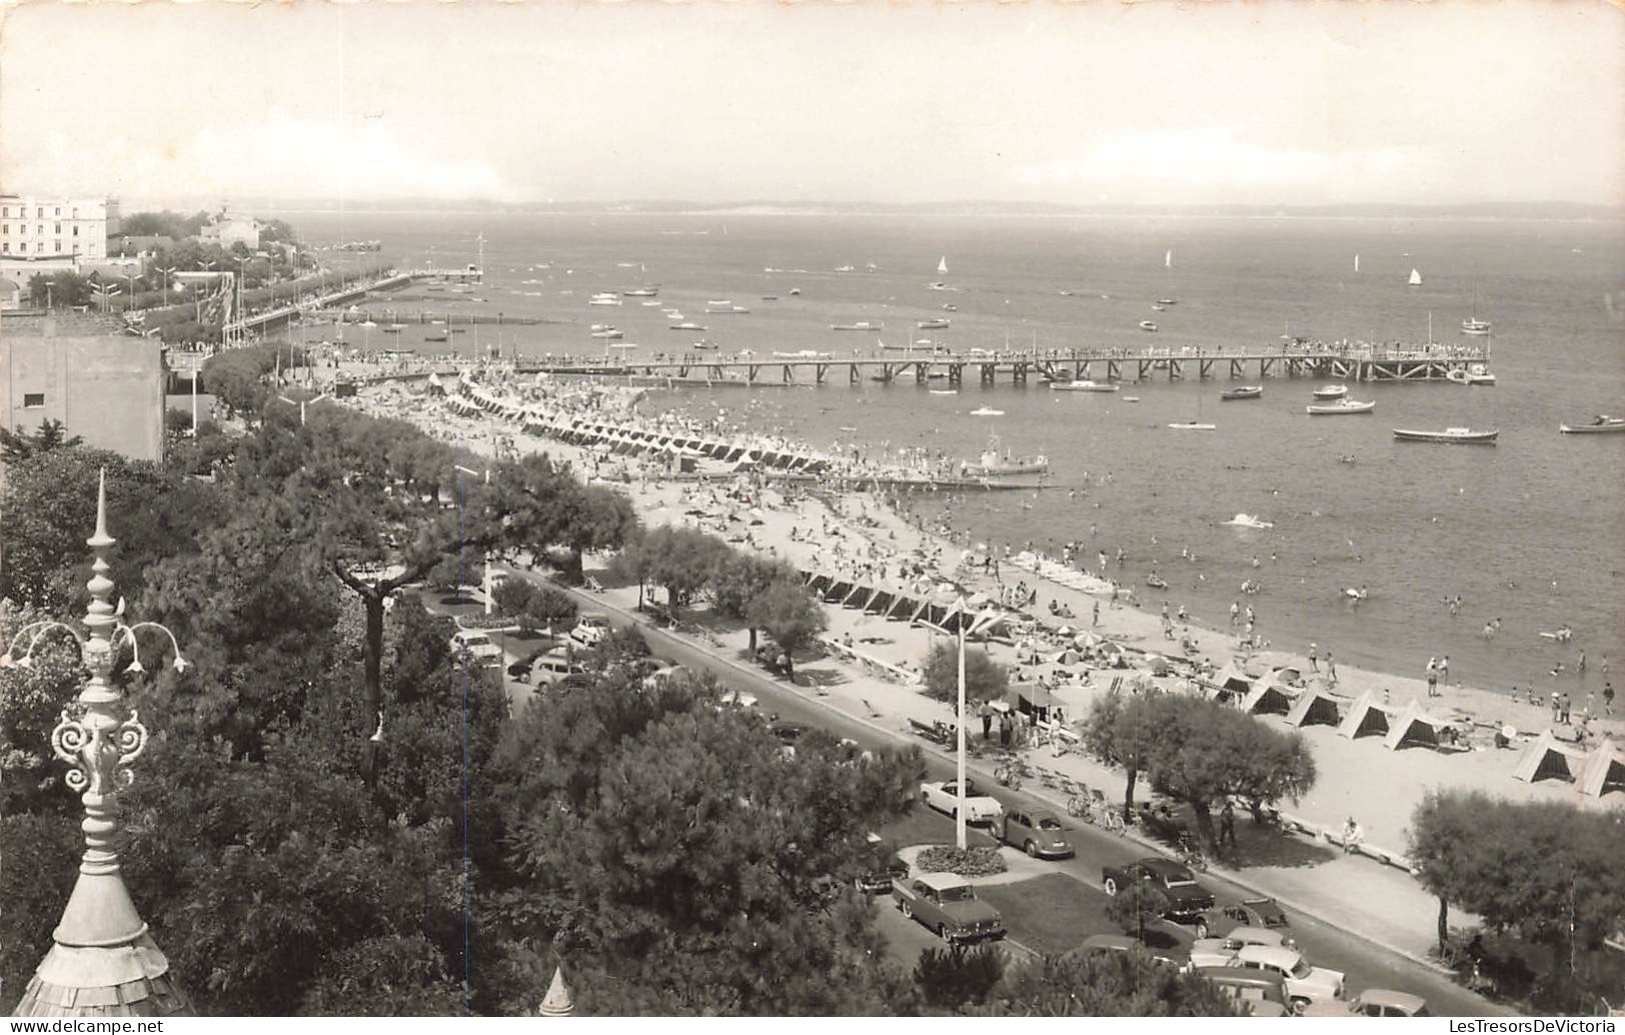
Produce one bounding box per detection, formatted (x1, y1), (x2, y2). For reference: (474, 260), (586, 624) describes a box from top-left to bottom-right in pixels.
(154, 265), (176, 307)
(275, 392), (331, 427)
(924, 600), (1003, 849)
(454, 464), (494, 616)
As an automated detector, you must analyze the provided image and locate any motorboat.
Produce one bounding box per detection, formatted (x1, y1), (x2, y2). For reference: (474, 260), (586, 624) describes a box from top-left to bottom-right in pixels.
(1312, 384), (1349, 399)
(590, 328), (624, 340)
(834, 265), (856, 273)
(1224, 514), (1275, 529)
(1168, 421), (1216, 430)
(788, 288), (802, 296)
(1393, 427), (1499, 444)
(622, 287), (659, 297)
(1156, 298), (1176, 306)
(970, 407), (1004, 417)
(1139, 321), (1158, 332)
(831, 321), (883, 331)
(692, 339), (719, 350)
(928, 282), (949, 291)
(670, 322), (708, 331)
(1306, 399), (1376, 415)
(1051, 380), (1119, 393)
(1151, 304), (1168, 312)
(706, 301), (750, 314)
(1145, 574), (1168, 589)
(1221, 386), (1263, 401)
(1446, 368), (1472, 385)
(960, 435), (1049, 477)
(943, 304), (958, 312)
(381, 326), (401, 334)
(1461, 318), (1492, 336)
(917, 318), (951, 330)
(1123, 396), (1141, 403)
(1466, 364), (1496, 386)
(1559, 415), (1625, 434)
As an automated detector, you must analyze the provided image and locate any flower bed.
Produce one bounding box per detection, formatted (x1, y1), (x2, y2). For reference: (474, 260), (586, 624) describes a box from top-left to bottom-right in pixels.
(914, 845), (1007, 879)
(454, 614), (521, 632)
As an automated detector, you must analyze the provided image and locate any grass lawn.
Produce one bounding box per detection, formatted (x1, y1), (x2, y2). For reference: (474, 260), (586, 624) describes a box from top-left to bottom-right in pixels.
(976, 874), (1112, 956)
(875, 806), (1000, 856)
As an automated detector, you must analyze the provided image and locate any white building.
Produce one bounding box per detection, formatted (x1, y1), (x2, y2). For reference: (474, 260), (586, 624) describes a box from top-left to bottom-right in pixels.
(0, 195), (117, 261)
(199, 211), (262, 250)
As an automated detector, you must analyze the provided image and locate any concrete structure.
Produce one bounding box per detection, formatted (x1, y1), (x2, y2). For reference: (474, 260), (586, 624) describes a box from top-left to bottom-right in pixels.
(0, 195), (116, 260)
(0, 313), (165, 463)
(0, 275), (23, 310)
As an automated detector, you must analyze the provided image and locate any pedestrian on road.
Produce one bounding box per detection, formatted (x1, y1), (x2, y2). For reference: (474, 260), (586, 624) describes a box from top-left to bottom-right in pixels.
(979, 701), (994, 741)
(1308, 642), (1319, 672)
(1560, 691), (1572, 725)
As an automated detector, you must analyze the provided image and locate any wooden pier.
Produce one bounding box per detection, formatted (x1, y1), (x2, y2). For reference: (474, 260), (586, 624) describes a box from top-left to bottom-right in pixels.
(508, 345), (1491, 386)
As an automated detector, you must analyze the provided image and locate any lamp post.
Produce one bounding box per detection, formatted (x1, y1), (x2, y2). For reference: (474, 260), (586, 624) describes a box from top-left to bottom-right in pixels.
(276, 392), (331, 427)
(454, 464), (494, 616)
(123, 273), (137, 313)
(154, 265), (176, 307)
(925, 600), (1001, 850)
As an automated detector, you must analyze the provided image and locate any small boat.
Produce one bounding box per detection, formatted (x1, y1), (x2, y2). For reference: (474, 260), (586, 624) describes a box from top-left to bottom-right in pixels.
(1151, 304), (1168, 312)
(706, 301), (750, 314)
(1344, 587), (1369, 601)
(1312, 384), (1349, 399)
(381, 326), (401, 334)
(1461, 318), (1491, 336)
(1409, 268), (1423, 287)
(1446, 368), (1472, 385)
(590, 329), (624, 340)
(831, 321), (883, 331)
(1306, 399), (1376, 415)
(621, 288), (659, 297)
(1224, 514), (1275, 529)
(1156, 298), (1176, 306)
(929, 389), (959, 396)
(1466, 364), (1496, 386)
(960, 435), (1048, 476)
(942, 304), (958, 312)
(670, 322), (708, 331)
(1168, 421), (1216, 430)
(1220, 386), (1263, 401)
(1393, 427), (1499, 444)
(970, 407), (1004, 417)
(1139, 321), (1158, 332)
(928, 281), (949, 291)
(761, 295), (778, 301)
(1050, 380), (1119, 393)
(692, 339), (719, 350)
(834, 265), (856, 273)
(1559, 415), (1625, 434)
(788, 288), (802, 296)
(425, 334), (448, 343)
(773, 349), (826, 359)
(917, 319), (951, 330)
(1146, 574), (1168, 589)
(1123, 396), (1141, 403)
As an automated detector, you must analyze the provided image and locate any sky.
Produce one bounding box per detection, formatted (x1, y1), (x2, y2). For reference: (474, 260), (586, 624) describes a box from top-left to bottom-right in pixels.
(2, 1), (1622, 209)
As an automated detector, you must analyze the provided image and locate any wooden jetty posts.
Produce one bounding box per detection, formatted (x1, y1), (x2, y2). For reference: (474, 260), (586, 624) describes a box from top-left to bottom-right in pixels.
(509, 346), (1491, 386)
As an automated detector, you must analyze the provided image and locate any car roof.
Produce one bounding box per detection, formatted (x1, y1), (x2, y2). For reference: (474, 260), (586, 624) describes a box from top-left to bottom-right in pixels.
(917, 872), (972, 891)
(1359, 990), (1428, 1011)
(1138, 858), (1192, 877)
(1235, 945), (1302, 968)
(1226, 927), (1288, 946)
(1199, 965), (1287, 987)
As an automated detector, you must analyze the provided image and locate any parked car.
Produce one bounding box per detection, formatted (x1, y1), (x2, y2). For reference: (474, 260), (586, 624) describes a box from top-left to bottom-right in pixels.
(506, 641), (561, 682)
(1303, 989), (1430, 1017)
(568, 614), (612, 648)
(1000, 808), (1072, 859)
(1198, 966), (1292, 1016)
(1101, 858), (1216, 921)
(717, 688), (759, 711)
(1196, 897), (1290, 939)
(531, 647), (587, 687)
(891, 872), (1006, 944)
(1076, 933), (1185, 970)
(854, 836), (909, 895)
(919, 778), (1004, 824)
(1189, 926), (1297, 970)
(1230, 945), (1345, 1013)
(449, 629), (504, 667)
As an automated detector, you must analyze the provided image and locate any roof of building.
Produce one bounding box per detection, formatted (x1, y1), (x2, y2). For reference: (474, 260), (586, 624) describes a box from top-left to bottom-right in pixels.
(0, 310), (128, 337)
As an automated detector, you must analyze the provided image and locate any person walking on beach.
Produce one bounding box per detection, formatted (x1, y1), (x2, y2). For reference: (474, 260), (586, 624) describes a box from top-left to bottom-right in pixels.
(1559, 691), (1571, 725)
(1326, 651), (1338, 685)
(1308, 642), (1319, 672)
(1230, 600), (1240, 627)
(1092, 600), (1100, 627)
(1578, 651), (1586, 675)
(1585, 691), (1595, 719)
(1426, 658), (1438, 698)
(1552, 690), (1562, 722)
(1603, 681), (1615, 718)
(1439, 655), (1450, 687)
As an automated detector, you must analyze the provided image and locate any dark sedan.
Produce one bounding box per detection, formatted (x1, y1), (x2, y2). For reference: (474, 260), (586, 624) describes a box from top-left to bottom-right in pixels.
(1101, 857), (1216, 921)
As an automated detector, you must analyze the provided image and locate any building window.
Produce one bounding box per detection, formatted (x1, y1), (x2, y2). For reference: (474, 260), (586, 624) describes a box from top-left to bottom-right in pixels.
(54, 223), (61, 233)
(1, 207), (7, 217)
(73, 226), (79, 236)
(36, 208), (43, 218)
(54, 207), (61, 216)
(54, 241), (62, 252)
(23, 393), (45, 409)
(1, 243), (8, 254)
(36, 225), (43, 235)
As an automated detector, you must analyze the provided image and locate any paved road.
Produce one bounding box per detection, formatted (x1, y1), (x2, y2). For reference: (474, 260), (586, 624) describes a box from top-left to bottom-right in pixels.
(442, 570), (1502, 1017)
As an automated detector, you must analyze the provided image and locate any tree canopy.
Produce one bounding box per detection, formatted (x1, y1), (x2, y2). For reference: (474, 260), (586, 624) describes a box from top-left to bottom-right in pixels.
(922, 640), (1010, 705)
(745, 576), (827, 675)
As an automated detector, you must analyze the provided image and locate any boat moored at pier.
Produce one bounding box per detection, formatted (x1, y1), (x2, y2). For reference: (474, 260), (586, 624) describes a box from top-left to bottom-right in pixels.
(1306, 399), (1376, 415)
(1559, 415), (1625, 434)
(1392, 427), (1499, 444)
(1221, 385), (1263, 401)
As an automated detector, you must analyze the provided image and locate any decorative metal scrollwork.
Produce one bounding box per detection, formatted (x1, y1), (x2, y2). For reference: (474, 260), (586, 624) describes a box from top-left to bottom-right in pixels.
(51, 710), (92, 791)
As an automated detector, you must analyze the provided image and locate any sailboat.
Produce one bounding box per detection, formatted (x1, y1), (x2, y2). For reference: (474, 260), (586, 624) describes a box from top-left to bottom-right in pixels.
(1164, 249), (1173, 269)
(1354, 253), (1360, 274)
(928, 255), (949, 291)
(1408, 268), (1423, 287)
(1461, 284), (1491, 335)
(1169, 383), (1215, 431)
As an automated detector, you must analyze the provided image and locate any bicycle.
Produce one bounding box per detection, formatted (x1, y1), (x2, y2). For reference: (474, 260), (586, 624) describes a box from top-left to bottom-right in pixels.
(1176, 836), (1210, 872)
(1067, 790), (1094, 822)
(1098, 805), (1127, 834)
(994, 763), (1023, 790)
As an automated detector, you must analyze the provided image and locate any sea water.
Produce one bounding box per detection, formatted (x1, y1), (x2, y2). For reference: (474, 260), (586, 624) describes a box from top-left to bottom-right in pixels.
(294, 210), (1625, 693)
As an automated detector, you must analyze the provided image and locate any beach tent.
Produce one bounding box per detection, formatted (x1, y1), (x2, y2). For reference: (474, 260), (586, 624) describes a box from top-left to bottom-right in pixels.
(1285, 686), (1344, 728)
(1241, 679), (1297, 717)
(843, 585), (875, 609)
(807, 573), (833, 597)
(1211, 665), (1253, 696)
(1337, 691), (1393, 740)
(864, 589), (895, 615)
(1381, 700), (1448, 751)
(1578, 737), (1625, 798)
(1048, 648), (1082, 666)
(823, 580), (854, 603)
(1009, 684), (1061, 717)
(1512, 729), (1587, 785)
(886, 596), (922, 622)
(797, 569), (814, 584)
